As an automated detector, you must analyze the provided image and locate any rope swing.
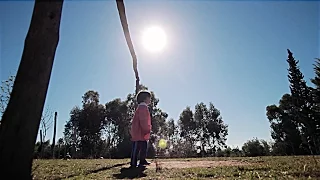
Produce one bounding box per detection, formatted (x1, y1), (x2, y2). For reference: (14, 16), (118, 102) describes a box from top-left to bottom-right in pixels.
(116, 0), (140, 96)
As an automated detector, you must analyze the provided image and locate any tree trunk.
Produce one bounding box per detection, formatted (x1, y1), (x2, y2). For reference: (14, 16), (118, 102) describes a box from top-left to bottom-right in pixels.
(0, 1), (63, 179)
(51, 111), (57, 159)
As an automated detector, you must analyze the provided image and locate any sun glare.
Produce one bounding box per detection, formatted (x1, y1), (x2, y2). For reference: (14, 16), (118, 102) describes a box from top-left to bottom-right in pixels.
(142, 26), (167, 53)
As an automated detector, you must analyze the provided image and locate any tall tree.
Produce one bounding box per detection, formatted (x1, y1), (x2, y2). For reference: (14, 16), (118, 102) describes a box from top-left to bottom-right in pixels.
(193, 102), (228, 154)
(194, 102), (209, 153)
(178, 103), (228, 156)
(79, 91), (106, 158)
(286, 49), (318, 154)
(167, 118), (177, 143)
(105, 98), (130, 158)
(310, 58), (320, 151)
(206, 103), (228, 149)
(0, 1), (63, 178)
(178, 107), (196, 156)
(64, 107), (81, 158)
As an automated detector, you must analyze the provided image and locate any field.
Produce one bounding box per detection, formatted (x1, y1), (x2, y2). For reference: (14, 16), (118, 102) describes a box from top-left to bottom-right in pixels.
(32, 156), (320, 180)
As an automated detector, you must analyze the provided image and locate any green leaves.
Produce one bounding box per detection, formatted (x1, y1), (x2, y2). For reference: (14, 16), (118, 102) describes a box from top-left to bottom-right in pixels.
(267, 50), (320, 156)
(242, 138), (270, 157)
(62, 85), (170, 158)
(178, 102), (228, 155)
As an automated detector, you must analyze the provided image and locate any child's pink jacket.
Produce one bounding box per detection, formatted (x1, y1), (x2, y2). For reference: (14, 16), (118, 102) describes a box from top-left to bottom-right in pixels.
(130, 103), (151, 141)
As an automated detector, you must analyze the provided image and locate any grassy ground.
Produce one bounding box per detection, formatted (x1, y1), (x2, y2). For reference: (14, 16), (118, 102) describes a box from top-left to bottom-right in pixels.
(32, 156), (320, 179)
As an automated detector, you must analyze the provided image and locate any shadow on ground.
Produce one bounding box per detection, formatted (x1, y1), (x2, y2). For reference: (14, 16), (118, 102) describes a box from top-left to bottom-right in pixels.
(60, 162), (129, 180)
(113, 166), (147, 179)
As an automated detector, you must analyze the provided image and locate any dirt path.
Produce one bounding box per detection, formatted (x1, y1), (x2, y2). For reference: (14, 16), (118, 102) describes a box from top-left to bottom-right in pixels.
(152, 160), (249, 169)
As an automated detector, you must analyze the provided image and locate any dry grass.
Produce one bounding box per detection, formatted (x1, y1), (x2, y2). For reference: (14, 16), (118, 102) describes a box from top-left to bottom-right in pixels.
(32, 156), (320, 179)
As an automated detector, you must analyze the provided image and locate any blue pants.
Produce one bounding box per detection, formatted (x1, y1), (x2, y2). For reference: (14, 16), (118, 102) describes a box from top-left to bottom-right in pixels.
(130, 141), (147, 167)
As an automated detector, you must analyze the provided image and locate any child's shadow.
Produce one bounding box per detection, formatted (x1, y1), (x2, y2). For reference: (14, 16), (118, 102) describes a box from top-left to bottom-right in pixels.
(113, 166), (147, 179)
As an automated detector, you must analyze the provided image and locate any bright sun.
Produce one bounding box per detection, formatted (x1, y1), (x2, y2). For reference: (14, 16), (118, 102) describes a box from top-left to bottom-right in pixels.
(142, 26), (167, 53)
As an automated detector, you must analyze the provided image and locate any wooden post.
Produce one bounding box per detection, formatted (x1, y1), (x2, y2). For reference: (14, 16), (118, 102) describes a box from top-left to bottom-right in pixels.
(51, 111), (57, 158)
(40, 130), (43, 158)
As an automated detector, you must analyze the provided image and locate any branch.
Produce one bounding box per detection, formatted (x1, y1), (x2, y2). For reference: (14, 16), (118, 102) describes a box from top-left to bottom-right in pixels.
(0, 75), (15, 115)
(39, 107), (53, 140)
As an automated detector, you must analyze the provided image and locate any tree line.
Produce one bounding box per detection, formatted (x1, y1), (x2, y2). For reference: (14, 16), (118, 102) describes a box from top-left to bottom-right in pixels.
(45, 85), (228, 159)
(33, 49), (320, 158)
(1, 49), (319, 159)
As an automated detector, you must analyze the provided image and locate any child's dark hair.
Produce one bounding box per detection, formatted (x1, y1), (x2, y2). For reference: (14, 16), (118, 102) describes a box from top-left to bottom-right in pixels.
(136, 90), (151, 104)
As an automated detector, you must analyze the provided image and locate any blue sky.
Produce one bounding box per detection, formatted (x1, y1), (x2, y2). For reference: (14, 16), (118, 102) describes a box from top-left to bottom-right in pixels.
(0, 1), (319, 148)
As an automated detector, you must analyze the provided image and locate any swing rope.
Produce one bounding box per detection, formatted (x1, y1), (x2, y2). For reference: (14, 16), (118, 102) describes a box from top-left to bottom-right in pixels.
(116, 0), (140, 96)
(116, 1), (159, 169)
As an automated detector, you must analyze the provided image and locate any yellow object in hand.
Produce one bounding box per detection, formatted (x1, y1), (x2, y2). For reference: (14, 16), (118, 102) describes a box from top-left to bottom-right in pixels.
(158, 139), (167, 149)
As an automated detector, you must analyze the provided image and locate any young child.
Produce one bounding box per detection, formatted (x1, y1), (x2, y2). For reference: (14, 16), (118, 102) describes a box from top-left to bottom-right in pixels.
(130, 90), (152, 168)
